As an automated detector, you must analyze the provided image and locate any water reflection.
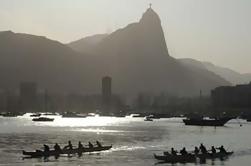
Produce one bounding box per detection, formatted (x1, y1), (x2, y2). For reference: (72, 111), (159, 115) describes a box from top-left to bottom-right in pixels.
(0, 115), (251, 165)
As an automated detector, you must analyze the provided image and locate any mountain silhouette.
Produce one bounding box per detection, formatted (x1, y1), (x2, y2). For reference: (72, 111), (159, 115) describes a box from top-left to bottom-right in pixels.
(0, 31), (98, 93)
(68, 7), (230, 97)
(0, 7), (231, 99)
(179, 58), (251, 85)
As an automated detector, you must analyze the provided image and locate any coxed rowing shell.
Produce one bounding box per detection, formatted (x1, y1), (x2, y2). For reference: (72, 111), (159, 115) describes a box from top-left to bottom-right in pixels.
(154, 151), (233, 163)
(23, 145), (112, 157)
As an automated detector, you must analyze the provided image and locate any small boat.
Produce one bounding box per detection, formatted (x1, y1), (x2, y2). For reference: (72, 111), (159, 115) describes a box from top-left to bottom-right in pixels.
(144, 116), (153, 121)
(30, 113), (41, 117)
(62, 112), (86, 118)
(32, 117), (54, 122)
(2, 112), (23, 117)
(43, 112), (58, 116)
(183, 117), (233, 126)
(23, 145), (112, 158)
(154, 153), (196, 163)
(126, 114), (141, 118)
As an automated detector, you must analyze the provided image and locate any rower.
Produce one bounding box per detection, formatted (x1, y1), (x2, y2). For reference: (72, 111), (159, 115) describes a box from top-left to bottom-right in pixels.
(43, 144), (50, 152)
(171, 148), (177, 155)
(211, 146), (216, 154)
(78, 141), (83, 149)
(194, 146), (199, 155)
(218, 145), (227, 154)
(200, 143), (207, 154)
(96, 141), (102, 147)
(180, 147), (188, 155)
(88, 142), (94, 148)
(64, 141), (73, 150)
(54, 143), (61, 152)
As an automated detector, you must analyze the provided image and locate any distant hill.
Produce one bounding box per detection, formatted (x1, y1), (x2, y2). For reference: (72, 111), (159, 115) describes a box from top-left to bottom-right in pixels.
(68, 34), (108, 54)
(68, 7), (230, 97)
(0, 30), (101, 93)
(179, 58), (251, 85)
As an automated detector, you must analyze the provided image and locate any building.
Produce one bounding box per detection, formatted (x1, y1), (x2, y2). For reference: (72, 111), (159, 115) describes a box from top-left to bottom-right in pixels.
(102, 76), (112, 113)
(211, 82), (251, 109)
(19, 82), (37, 112)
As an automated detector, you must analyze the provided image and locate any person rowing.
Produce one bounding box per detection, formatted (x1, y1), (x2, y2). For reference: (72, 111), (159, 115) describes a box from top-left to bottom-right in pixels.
(43, 144), (50, 152)
(54, 143), (62, 152)
(194, 146), (199, 155)
(78, 141), (83, 149)
(211, 146), (216, 154)
(96, 141), (102, 147)
(64, 141), (73, 150)
(217, 145), (227, 154)
(200, 143), (208, 154)
(171, 147), (177, 156)
(88, 142), (94, 148)
(180, 147), (188, 155)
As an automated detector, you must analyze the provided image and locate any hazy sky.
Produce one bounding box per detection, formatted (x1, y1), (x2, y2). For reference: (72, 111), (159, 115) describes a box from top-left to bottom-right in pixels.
(0, 0), (251, 73)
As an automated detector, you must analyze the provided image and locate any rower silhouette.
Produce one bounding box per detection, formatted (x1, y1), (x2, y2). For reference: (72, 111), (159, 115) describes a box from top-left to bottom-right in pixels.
(43, 144), (50, 152)
(88, 142), (94, 148)
(180, 147), (188, 155)
(64, 141), (73, 150)
(171, 147), (177, 155)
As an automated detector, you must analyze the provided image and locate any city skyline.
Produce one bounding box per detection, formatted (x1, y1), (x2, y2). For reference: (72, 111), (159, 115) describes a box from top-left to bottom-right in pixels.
(0, 0), (251, 73)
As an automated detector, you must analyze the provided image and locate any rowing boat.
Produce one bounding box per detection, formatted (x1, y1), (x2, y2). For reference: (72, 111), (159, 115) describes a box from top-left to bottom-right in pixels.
(154, 153), (196, 163)
(23, 145), (112, 157)
(154, 151), (233, 163)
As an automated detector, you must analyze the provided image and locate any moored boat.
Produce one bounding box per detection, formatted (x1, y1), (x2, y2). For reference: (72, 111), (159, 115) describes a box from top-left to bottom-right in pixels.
(144, 116), (153, 121)
(32, 117), (54, 122)
(61, 112), (86, 118)
(30, 113), (41, 117)
(183, 117), (233, 126)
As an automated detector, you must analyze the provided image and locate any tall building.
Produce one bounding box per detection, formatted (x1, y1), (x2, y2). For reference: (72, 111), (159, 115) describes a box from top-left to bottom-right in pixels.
(102, 76), (112, 113)
(19, 82), (37, 112)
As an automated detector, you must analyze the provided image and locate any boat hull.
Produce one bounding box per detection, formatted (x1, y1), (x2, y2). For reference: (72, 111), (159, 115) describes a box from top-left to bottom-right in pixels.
(23, 145), (112, 157)
(183, 117), (232, 126)
(154, 154), (196, 163)
(154, 151), (233, 163)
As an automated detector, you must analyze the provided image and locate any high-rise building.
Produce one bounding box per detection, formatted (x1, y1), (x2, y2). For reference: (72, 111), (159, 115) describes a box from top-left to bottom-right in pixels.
(19, 82), (37, 112)
(102, 76), (112, 113)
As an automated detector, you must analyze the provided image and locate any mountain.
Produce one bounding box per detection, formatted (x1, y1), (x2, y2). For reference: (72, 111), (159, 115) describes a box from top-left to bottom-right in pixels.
(179, 58), (251, 85)
(68, 7), (230, 97)
(0, 30), (102, 93)
(68, 34), (108, 54)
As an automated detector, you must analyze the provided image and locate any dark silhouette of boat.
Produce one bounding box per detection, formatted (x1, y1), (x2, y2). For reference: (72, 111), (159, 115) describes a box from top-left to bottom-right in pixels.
(61, 112), (86, 118)
(154, 153), (196, 163)
(30, 113), (41, 117)
(183, 117), (233, 126)
(23, 145), (112, 158)
(43, 112), (58, 116)
(1, 112), (24, 117)
(154, 151), (233, 163)
(32, 117), (54, 122)
(144, 116), (153, 121)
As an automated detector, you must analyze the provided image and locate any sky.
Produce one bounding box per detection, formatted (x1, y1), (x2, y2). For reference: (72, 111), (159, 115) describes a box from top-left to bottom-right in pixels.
(0, 0), (251, 73)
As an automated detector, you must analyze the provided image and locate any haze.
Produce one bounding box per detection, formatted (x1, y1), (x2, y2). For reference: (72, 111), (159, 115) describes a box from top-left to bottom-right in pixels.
(0, 0), (250, 73)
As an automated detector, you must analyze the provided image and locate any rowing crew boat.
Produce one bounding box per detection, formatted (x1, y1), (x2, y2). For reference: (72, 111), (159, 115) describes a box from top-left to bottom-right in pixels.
(154, 151), (233, 163)
(154, 154), (196, 163)
(23, 145), (112, 157)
